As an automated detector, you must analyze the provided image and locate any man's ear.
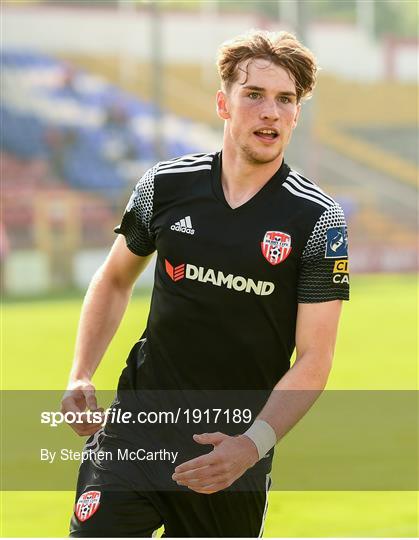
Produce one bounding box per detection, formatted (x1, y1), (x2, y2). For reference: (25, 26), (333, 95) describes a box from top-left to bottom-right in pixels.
(216, 90), (230, 120)
(292, 103), (302, 129)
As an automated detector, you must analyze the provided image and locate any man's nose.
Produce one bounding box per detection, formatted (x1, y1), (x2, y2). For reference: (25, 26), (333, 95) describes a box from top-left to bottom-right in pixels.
(260, 100), (280, 121)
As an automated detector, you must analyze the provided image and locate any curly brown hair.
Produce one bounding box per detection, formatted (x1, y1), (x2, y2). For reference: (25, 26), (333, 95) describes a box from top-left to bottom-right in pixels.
(217, 30), (318, 102)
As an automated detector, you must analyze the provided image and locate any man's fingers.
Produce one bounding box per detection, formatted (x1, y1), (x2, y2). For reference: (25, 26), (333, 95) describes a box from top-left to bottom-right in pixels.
(173, 465), (214, 482)
(177, 472), (228, 489)
(193, 432), (227, 446)
(60, 395), (81, 414)
(61, 381), (102, 436)
(62, 381), (99, 411)
(61, 389), (85, 413)
(174, 452), (214, 474)
(83, 388), (98, 411)
(174, 463), (230, 483)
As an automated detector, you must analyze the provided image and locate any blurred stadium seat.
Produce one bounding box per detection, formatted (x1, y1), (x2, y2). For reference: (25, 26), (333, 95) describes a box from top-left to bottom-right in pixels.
(1, 48), (218, 291)
(1, 49), (206, 195)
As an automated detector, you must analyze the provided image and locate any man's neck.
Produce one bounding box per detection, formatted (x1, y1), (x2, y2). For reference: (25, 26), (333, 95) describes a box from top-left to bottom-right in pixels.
(220, 143), (284, 209)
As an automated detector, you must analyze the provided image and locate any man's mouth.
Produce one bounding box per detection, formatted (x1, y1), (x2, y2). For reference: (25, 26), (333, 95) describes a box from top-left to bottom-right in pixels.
(254, 129), (279, 141)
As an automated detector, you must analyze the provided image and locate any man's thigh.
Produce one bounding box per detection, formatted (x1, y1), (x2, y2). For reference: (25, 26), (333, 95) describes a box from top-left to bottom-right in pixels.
(69, 464), (270, 538)
(159, 473), (271, 538)
(70, 489), (163, 538)
(69, 430), (270, 538)
(69, 458), (163, 538)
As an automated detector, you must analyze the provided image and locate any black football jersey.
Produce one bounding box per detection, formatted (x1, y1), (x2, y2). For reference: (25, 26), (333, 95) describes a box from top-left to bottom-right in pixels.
(114, 152), (349, 391)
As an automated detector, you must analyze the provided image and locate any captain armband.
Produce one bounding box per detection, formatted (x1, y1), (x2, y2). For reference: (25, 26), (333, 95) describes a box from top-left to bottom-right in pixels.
(243, 419), (277, 460)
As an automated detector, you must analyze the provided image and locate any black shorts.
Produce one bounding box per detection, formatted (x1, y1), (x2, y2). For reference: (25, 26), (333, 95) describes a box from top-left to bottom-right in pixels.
(69, 452), (271, 538)
(70, 341), (273, 537)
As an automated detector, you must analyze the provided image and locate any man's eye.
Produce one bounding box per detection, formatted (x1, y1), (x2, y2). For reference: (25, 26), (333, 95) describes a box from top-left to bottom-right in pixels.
(279, 96), (290, 104)
(248, 92), (261, 100)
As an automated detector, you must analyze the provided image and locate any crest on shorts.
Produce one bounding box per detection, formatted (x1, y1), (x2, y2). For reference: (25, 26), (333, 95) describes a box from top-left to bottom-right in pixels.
(75, 490), (101, 522)
(261, 231), (292, 265)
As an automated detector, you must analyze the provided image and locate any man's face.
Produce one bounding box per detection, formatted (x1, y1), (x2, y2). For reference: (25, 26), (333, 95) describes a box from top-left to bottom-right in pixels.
(217, 59), (301, 165)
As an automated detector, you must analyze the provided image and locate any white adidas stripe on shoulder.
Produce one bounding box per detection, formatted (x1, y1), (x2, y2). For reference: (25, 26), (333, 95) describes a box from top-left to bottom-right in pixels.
(156, 153), (214, 175)
(288, 171), (335, 204)
(285, 177), (334, 207)
(158, 152), (207, 165)
(158, 152), (214, 168)
(283, 170), (334, 209)
(282, 182), (331, 209)
(158, 154), (214, 171)
(156, 164), (212, 175)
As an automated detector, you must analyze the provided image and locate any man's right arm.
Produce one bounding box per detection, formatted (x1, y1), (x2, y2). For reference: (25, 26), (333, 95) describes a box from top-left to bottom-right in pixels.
(61, 235), (153, 435)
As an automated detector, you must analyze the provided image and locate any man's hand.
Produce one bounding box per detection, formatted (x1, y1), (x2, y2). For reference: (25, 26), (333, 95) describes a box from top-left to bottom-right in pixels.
(172, 432), (259, 494)
(61, 379), (104, 436)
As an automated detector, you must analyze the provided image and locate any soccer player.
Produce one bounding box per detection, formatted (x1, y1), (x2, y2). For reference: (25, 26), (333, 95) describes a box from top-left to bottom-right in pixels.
(63, 30), (349, 537)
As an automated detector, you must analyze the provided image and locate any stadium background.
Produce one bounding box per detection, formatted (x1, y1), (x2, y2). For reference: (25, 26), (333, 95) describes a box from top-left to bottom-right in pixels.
(1, 0), (417, 537)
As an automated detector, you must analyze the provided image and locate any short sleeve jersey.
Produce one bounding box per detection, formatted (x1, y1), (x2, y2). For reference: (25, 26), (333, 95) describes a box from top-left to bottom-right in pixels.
(114, 152), (349, 390)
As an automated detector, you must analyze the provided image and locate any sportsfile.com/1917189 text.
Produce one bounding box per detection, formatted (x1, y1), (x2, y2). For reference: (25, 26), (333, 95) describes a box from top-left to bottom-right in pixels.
(40, 408), (253, 428)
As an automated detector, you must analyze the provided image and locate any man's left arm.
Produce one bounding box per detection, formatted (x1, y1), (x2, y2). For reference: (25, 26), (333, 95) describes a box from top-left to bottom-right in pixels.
(173, 300), (342, 494)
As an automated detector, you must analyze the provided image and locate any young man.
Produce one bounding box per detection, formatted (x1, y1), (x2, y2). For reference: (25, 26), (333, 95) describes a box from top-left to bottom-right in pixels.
(63, 30), (349, 537)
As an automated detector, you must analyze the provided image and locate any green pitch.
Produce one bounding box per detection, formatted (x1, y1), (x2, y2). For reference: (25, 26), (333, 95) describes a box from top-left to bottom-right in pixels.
(1, 274), (417, 537)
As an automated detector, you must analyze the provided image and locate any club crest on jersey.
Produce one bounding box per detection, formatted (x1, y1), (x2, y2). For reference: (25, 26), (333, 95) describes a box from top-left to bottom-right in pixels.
(261, 231), (292, 265)
(75, 491), (101, 522)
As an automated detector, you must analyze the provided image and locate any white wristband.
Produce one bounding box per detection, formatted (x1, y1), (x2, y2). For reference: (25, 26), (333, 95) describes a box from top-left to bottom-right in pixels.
(243, 419), (277, 460)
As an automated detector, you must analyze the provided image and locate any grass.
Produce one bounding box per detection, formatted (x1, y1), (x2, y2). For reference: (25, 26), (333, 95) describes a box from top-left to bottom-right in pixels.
(1, 274), (417, 537)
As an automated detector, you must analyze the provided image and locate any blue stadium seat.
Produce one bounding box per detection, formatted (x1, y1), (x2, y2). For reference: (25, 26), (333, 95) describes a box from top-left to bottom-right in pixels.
(1, 48), (203, 199)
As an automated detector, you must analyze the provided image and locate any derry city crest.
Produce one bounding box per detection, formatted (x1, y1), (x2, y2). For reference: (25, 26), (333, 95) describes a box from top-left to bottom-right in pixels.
(75, 491), (101, 522)
(261, 231), (292, 266)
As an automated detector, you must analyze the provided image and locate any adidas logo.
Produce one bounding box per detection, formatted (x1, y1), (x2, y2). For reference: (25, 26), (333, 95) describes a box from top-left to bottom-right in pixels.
(170, 216), (195, 235)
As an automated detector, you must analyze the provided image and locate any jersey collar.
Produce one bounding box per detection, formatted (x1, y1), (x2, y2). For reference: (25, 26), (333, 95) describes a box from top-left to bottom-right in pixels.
(210, 151), (290, 211)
